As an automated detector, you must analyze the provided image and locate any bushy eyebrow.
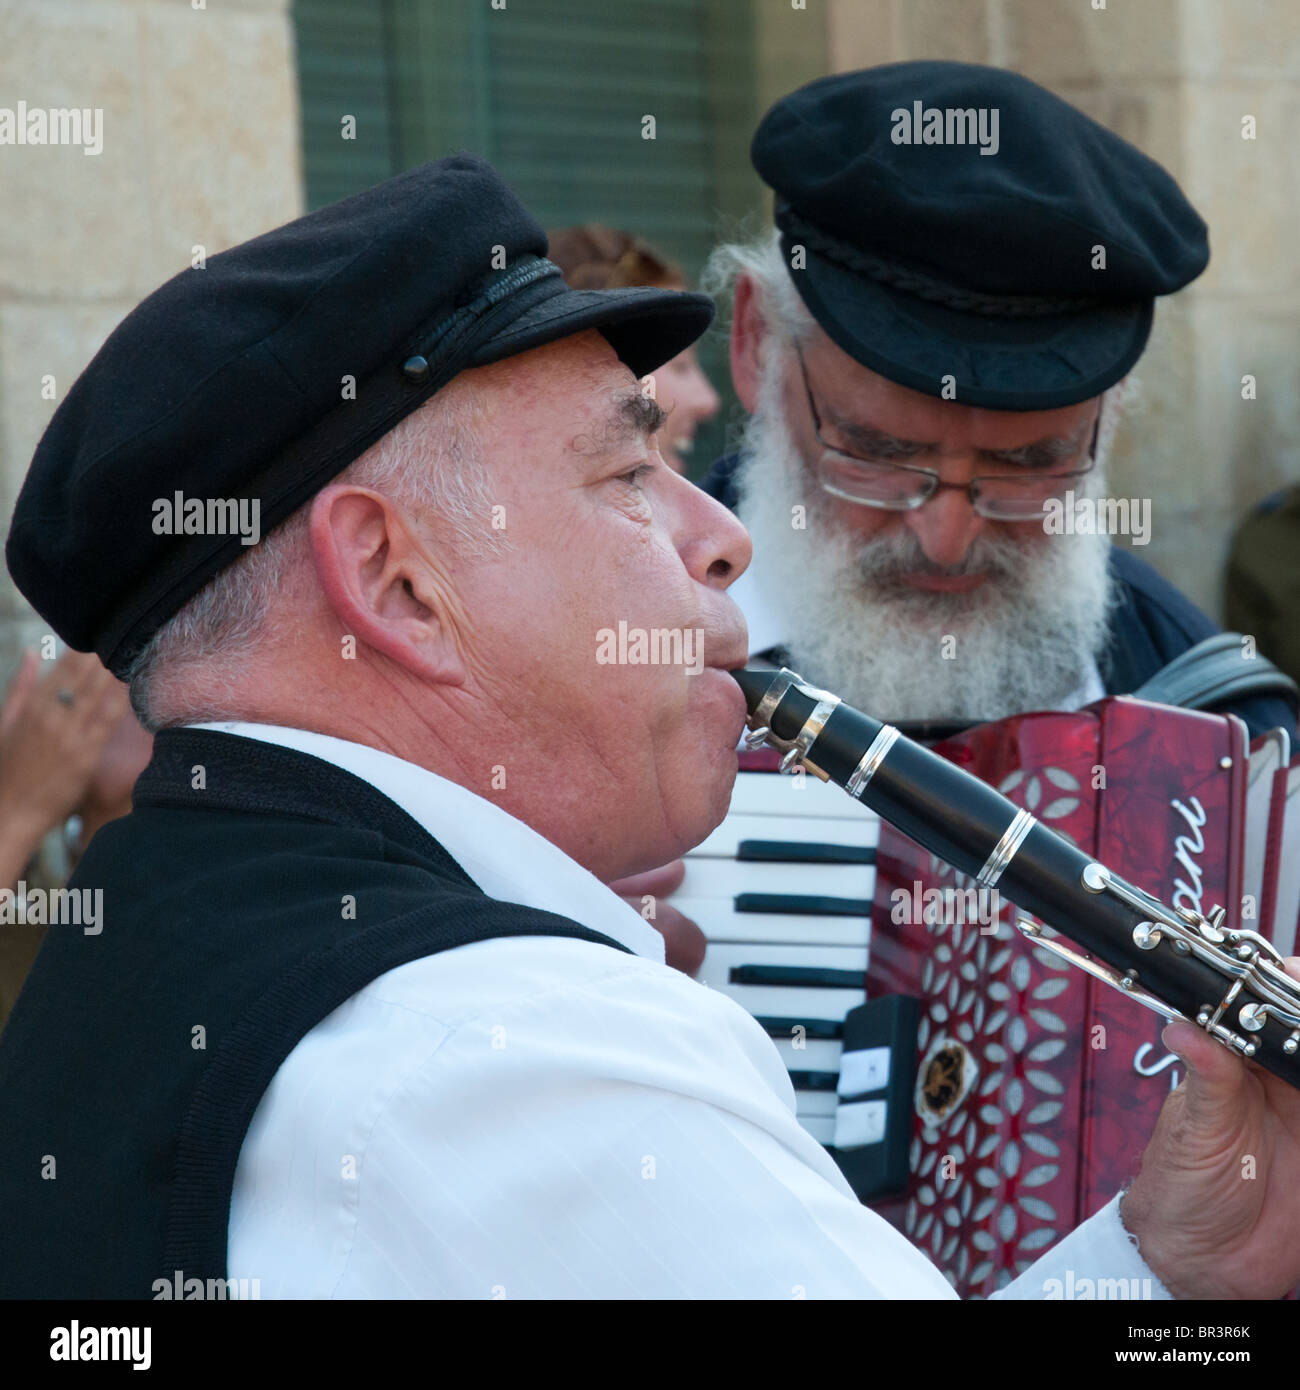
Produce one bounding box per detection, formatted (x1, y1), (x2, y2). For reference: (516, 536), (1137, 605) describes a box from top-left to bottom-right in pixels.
(573, 388), (668, 459)
(613, 389), (669, 444)
(827, 411), (1091, 468)
(828, 417), (933, 457)
(977, 421), (1092, 467)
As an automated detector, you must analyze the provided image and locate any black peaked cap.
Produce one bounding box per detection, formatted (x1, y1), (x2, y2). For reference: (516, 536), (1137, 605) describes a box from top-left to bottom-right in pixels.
(7, 154), (713, 676)
(752, 62), (1209, 409)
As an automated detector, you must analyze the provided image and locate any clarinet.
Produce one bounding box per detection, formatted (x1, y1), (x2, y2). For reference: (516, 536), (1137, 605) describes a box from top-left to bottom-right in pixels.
(731, 665), (1300, 1090)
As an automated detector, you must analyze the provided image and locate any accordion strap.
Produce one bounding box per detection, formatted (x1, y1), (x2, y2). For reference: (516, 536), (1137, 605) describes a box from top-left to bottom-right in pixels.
(1133, 631), (1300, 714)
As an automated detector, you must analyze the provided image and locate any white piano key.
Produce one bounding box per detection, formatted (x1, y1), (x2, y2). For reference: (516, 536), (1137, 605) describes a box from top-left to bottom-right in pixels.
(691, 813), (878, 858)
(728, 771), (881, 822)
(838, 1046), (891, 1097)
(794, 1090), (839, 1119)
(701, 980), (865, 1023)
(797, 1114), (836, 1147)
(696, 942), (866, 1024)
(766, 1036), (844, 1075)
(697, 940), (868, 980)
(677, 898), (870, 950)
(679, 857), (874, 902)
(834, 1100), (887, 1149)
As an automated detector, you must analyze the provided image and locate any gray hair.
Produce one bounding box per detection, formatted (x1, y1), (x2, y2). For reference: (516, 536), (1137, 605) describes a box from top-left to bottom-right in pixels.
(701, 228), (816, 350)
(127, 380), (495, 731)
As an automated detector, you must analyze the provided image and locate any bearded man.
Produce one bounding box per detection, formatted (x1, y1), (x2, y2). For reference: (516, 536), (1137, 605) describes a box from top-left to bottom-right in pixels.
(698, 64), (1296, 739)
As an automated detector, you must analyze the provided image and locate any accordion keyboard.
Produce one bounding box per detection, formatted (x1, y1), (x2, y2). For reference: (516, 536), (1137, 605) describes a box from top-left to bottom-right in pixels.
(680, 768), (880, 1146)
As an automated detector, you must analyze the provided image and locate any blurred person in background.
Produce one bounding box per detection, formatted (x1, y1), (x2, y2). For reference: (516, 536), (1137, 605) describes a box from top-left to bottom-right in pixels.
(548, 224), (721, 476)
(0, 649), (153, 1030)
(1225, 484), (1300, 686)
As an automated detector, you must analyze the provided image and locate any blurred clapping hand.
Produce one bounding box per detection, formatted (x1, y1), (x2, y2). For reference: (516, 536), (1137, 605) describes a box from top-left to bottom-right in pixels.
(0, 649), (152, 1031)
(0, 650), (132, 889)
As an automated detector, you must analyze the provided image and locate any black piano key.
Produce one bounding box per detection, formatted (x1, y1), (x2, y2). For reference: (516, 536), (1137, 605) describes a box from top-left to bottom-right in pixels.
(734, 892), (872, 918)
(729, 964), (865, 989)
(788, 1069), (842, 1092)
(754, 1015), (845, 1040)
(736, 839), (875, 865)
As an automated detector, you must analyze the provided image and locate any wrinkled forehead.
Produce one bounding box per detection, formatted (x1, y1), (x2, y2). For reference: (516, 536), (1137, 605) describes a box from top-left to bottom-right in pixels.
(474, 327), (639, 420)
(454, 329), (659, 489)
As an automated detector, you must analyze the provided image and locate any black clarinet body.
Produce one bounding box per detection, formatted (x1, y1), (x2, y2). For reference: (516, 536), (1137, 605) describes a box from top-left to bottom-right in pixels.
(731, 666), (1300, 1091)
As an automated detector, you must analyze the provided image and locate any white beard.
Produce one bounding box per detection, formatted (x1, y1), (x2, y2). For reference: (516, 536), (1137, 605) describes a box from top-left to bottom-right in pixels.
(733, 351), (1116, 724)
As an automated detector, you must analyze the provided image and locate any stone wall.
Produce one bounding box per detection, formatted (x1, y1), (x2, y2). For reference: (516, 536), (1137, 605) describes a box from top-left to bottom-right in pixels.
(0, 0), (302, 674)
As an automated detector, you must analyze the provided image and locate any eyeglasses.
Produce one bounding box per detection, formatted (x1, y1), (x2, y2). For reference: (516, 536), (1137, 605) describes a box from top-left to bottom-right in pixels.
(794, 345), (1100, 523)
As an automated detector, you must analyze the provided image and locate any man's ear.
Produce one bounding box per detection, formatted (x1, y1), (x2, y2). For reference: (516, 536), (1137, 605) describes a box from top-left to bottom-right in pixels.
(307, 483), (466, 684)
(729, 272), (766, 413)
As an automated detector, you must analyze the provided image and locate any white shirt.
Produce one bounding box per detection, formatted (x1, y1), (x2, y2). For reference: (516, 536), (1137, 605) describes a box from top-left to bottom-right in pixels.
(206, 721), (1167, 1299)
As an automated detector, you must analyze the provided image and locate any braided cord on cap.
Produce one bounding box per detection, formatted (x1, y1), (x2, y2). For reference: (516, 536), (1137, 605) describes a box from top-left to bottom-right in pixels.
(407, 254), (564, 375)
(778, 209), (1109, 319)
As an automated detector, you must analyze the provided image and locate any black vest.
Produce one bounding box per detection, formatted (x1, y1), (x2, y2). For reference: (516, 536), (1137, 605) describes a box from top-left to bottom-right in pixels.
(0, 729), (629, 1298)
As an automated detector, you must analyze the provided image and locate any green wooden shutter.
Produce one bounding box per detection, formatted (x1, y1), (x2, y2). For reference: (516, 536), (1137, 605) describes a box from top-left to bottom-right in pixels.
(483, 0), (748, 275)
(293, 0), (762, 473)
(294, 0), (401, 208)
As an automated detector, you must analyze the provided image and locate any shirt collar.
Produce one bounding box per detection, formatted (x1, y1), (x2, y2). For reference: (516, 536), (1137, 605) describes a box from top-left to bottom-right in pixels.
(188, 721), (666, 963)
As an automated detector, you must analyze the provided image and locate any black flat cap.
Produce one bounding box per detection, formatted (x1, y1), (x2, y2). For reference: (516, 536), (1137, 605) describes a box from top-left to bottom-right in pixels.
(7, 154), (713, 677)
(752, 62), (1209, 410)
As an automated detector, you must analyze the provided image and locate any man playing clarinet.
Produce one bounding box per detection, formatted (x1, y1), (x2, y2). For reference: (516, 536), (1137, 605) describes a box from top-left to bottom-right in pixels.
(1, 153), (1299, 1303)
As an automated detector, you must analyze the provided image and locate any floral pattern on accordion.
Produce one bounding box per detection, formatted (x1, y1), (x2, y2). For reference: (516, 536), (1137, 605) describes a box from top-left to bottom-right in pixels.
(866, 703), (1246, 1298)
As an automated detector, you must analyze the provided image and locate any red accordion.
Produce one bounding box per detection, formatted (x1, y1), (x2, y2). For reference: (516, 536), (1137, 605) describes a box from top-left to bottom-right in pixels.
(866, 695), (1298, 1295)
(684, 695), (1300, 1297)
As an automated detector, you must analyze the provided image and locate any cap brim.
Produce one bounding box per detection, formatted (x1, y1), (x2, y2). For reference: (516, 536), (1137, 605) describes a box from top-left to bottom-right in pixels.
(469, 281), (714, 379)
(792, 241), (1152, 411)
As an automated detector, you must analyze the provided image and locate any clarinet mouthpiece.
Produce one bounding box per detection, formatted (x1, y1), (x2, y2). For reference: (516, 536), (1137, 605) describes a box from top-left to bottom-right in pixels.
(729, 667), (778, 719)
